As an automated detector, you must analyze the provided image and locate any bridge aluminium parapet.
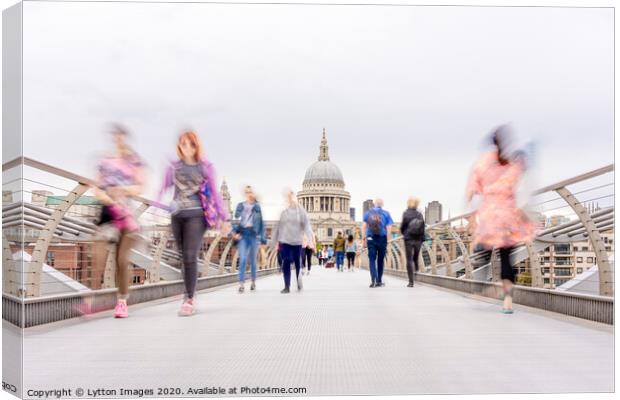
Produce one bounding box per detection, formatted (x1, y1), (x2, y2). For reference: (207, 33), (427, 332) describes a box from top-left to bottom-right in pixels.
(379, 268), (613, 325)
(3, 268), (278, 328)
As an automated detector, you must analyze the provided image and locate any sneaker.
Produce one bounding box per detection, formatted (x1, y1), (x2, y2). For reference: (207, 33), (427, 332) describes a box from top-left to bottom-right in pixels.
(238, 285), (245, 293)
(407, 283), (414, 288)
(281, 288), (290, 294)
(376, 282), (385, 287)
(178, 299), (195, 317)
(501, 308), (514, 314)
(369, 282), (376, 288)
(113, 301), (128, 318)
(250, 281), (256, 291)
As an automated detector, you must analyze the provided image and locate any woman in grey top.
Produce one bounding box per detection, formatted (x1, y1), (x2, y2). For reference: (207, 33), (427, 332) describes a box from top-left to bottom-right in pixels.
(271, 190), (314, 293)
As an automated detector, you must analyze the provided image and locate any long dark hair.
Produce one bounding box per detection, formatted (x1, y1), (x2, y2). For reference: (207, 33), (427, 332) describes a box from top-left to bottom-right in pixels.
(491, 125), (511, 166)
(347, 234), (354, 243)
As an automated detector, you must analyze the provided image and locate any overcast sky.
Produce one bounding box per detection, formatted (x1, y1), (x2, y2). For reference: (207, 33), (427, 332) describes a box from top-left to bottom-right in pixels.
(17, 2), (613, 220)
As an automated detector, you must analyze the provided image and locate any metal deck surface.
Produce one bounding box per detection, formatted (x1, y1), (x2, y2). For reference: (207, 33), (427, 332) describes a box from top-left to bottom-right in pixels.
(21, 266), (614, 396)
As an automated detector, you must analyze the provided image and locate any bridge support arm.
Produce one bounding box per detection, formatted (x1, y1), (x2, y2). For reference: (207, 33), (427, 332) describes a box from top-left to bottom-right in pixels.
(448, 226), (473, 279)
(29, 184), (90, 297)
(525, 242), (543, 288)
(556, 187), (613, 296)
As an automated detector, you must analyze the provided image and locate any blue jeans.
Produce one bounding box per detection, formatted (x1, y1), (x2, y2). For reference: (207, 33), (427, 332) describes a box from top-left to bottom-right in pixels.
(238, 228), (258, 283)
(367, 235), (387, 283)
(281, 243), (302, 288)
(335, 251), (345, 269)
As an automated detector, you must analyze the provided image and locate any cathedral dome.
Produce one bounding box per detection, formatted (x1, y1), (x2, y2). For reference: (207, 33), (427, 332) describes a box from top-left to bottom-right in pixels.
(302, 128), (345, 186)
(303, 161), (344, 185)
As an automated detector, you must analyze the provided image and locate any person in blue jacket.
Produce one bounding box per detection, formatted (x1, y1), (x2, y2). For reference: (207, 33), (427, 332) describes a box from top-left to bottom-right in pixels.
(233, 185), (267, 293)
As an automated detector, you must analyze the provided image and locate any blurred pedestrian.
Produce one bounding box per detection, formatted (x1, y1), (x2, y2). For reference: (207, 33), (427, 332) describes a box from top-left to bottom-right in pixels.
(302, 234), (315, 275)
(362, 199), (394, 288)
(233, 185), (267, 293)
(158, 130), (231, 316)
(271, 190), (314, 293)
(333, 231), (346, 271)
(400, 197), (425, 287)
(466, 125), (536, 313)
(92, 124), (145, 319)
(345, 234), (357, 271)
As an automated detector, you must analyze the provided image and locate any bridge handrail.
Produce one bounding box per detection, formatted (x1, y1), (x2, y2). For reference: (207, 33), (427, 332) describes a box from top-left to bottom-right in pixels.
(2, 156), (278, 298)
(358, 163), (614, 296)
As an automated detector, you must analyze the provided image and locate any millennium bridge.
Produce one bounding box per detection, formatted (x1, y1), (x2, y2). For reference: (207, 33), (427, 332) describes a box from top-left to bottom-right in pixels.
(2, 157), (614, 396)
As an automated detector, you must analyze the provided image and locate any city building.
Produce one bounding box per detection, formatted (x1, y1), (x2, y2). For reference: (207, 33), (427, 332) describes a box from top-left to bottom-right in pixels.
(220, 178), (232, 218)
(572, 231), (614, 276)
(45, 195), (102, 224)
(425, 201), (443, 225)
(349, 207), (356, 221)
(545, 214), (571, 228)
(514, 231), (614, 289)
(297, 129), (360, 245)
(362, 199), (373, 215)
(3, 190), (14, 204)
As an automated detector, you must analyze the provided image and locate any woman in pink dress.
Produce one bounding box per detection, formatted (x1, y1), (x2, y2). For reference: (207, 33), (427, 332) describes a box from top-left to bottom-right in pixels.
(466, 126), (536, 313)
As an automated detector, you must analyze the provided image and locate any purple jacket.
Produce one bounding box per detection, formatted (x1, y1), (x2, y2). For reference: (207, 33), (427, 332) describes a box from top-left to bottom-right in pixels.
(157, 159), (229, 228)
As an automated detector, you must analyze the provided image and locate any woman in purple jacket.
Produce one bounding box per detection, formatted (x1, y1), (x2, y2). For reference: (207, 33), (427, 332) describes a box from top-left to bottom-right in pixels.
(158, 131), (230, 316)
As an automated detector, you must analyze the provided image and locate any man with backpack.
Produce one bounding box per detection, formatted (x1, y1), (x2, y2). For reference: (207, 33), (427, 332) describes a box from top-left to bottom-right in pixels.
(362, 199), (394, 288)
(400, 197), (425, 287)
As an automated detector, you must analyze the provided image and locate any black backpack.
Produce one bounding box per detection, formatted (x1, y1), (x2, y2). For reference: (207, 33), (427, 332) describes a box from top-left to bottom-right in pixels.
(368, 209), (383, 235)
(405, 213), (425, 237)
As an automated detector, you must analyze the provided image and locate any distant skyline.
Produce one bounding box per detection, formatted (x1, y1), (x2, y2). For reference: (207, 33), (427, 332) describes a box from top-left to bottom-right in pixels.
(12, 2), (613, 221)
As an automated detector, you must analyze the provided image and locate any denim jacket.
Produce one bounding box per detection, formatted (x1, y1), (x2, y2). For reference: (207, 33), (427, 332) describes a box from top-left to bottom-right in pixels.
(234, 202), (267, 244)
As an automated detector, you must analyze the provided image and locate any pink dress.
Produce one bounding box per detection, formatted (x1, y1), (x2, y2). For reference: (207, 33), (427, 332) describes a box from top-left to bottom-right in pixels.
(466, 151), (536, 249)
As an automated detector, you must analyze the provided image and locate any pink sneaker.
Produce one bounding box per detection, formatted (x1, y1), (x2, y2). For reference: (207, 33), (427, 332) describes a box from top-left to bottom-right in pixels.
(113, 301), (128, 318)
(178, 299), (195, 317)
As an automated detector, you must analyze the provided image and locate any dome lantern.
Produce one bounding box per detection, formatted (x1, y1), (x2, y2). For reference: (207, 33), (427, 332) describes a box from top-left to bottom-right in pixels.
(319, 128), (329, 161)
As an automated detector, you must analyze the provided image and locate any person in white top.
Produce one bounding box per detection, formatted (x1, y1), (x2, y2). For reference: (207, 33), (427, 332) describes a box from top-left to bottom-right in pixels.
(271, 190), (314, 293)
(345, 234), (358, 271)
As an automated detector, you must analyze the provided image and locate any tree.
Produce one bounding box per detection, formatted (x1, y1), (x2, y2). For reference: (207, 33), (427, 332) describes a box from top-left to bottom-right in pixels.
(517, 271), (532, 286)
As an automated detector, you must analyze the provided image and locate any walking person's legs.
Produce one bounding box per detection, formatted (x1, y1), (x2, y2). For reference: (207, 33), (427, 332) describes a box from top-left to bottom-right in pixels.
(281, 244), (292, 292)
(413, 241), (422, 273)
(404, 240), (415, 286)
(115, 231), (136, 300)
(306, 250), (312, 272)
(109, 231), (136, 318)
(248, 234), (258, 289)
(499, 247), (515, 312)
(172, 212), (207, 315)
(171, 213), (185, 285)
(291, 245), (302, 289)
(367, 239), (378, 286)
(182, 215), (207, 300)
(92, 240), (109, 291)
(237, 233), (249, 289)
(376, 236), (387, 286)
